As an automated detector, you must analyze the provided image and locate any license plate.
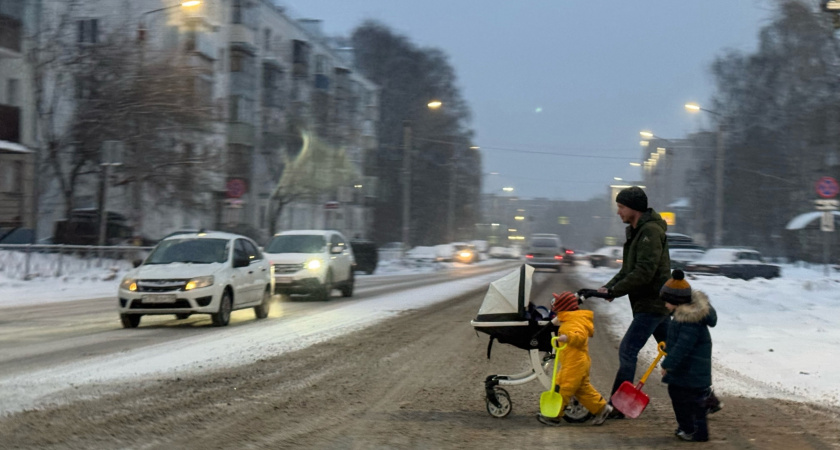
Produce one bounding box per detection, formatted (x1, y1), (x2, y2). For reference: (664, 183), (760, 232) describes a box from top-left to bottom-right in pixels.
(275, 276), (293, 284)
(141, 294), (177, 303)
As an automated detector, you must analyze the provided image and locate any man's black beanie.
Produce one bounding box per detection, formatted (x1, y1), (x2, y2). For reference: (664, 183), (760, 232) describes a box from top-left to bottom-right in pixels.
(616, 186), (648, 212)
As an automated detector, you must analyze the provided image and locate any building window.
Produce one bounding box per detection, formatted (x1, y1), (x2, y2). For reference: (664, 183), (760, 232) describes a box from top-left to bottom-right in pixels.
(1, 161), (22, 193)
(6, 79), (19, 106)
(232, 0), (242, 24)
(262, 65), (282, 107)
(230, 52), (243, 72)
(229, 95), (254, 123)
(77, 19), (98, 44)
(263, 28), (271, 50)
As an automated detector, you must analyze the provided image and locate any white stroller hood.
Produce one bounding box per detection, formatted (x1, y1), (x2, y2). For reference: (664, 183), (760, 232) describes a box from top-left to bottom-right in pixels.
(471, 264), (555, 353)
(475, 264), (534, 321)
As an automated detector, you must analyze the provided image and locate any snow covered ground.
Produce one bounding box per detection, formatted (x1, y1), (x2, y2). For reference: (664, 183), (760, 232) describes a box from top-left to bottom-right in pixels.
(577, 264), (840, 409)
(0, 255), (511, 414)
(1, 252), (839, 413)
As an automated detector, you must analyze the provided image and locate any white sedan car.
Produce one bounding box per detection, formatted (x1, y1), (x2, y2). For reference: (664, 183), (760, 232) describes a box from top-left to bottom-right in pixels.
(117, 231), (273, 328)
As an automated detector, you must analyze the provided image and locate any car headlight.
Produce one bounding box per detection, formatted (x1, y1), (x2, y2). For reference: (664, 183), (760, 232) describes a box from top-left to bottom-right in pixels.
(120, 278), (137, 292)
(306, 259), (322, 270)
(185, 276), (214, 290)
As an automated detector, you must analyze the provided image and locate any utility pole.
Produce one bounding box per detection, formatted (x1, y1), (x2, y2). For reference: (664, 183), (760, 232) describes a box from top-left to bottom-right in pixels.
(713, 123), (726, 246)
(447, 145), (456, 242)
(401, 121), (412, 259)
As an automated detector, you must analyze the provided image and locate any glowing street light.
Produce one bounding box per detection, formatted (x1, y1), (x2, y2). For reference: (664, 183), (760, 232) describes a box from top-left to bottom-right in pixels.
(639, 130), (654, 139)
(427, 100), (442, 109)
(630, 162), (642, 167)
(502, 186), (514, 192)
(685, 101), (725, 245)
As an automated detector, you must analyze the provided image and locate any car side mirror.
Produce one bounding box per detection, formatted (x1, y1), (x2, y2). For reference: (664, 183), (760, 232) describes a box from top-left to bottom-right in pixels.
(233, 256), (250, 268)
(132, 259), (143, 268)
(331, 246), (343, 254)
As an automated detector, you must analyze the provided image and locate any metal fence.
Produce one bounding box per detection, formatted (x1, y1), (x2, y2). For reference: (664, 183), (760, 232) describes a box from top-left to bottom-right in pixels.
(0, 245), (153, 281)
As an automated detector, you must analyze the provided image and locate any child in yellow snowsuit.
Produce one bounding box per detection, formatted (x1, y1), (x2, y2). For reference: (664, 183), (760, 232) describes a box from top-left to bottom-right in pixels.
(537, 291), (613, 426)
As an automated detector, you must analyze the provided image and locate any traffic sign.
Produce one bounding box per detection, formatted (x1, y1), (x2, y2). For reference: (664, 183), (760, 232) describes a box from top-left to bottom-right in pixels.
(815, 176), (839, 199)
(815, 199), (840, 211)
(226, 179), (247, 199)
(821, 211), (835, 232)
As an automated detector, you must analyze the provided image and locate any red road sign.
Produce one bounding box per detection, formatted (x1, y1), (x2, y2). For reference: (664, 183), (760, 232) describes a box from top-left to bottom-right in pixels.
(816, 177), (840, 199)
(226, 179), (247, 199)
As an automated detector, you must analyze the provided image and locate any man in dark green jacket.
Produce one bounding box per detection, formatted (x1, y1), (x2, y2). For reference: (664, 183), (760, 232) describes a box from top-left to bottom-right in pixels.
(597, 186), (671, 418)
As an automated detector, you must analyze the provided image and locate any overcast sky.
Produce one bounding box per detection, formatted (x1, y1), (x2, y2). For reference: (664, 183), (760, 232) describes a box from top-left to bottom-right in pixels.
(282, 0), (775, 201)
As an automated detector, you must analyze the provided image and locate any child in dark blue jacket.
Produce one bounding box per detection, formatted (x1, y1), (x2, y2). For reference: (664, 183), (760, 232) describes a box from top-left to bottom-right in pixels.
(659, 270), (717, 442)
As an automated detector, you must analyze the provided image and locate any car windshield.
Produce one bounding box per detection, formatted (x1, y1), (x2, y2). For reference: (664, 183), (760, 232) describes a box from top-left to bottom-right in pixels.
(531, 238), (557, 248)
(145, 238), (229, 264)
(265, 235), (326, 253)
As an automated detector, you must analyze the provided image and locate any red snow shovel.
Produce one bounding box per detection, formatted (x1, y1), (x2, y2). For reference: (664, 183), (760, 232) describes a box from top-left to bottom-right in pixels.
(611, 341), (667, 418)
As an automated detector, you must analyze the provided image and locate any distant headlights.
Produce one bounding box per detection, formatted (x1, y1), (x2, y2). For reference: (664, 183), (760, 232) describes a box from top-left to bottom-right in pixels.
(120, 278), (137, 291)
(185, 276), (214, 290)
(306, 259), (322, 270)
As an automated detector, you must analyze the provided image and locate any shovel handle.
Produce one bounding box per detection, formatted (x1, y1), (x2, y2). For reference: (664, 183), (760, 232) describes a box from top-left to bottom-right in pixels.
(638, 341), (667, 385)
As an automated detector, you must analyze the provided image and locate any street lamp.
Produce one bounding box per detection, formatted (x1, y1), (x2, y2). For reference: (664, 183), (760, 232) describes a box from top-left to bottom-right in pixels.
(401, 100), (444, 258)
(98, 141), (124, 249)
(138, 1), (201, 41)
(685, 102), (725, 246)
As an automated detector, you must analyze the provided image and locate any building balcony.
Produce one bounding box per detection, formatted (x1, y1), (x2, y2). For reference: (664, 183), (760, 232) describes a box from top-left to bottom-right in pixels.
(229, 24), (255, 48)
(227, 122), (255, 146)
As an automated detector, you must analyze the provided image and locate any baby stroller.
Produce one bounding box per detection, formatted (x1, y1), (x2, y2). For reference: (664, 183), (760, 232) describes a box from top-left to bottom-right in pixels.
(470, 264), (592, 422)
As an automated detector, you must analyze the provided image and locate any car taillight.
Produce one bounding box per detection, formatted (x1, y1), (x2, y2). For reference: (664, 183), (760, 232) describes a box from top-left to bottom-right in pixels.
(554, 255), (563, 260)
(526, 254), (534, 259)
(565, 249), (574, 254)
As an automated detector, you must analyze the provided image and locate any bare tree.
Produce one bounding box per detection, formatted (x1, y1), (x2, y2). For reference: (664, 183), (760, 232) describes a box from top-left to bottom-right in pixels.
(29, 1), (220, 239)
(707, 0), (840, 254)
(266, 130), (358, 234)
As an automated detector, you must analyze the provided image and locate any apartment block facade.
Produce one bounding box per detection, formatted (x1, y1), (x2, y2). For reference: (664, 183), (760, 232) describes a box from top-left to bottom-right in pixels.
(0, 0), (36, 230)
(24, 0), (379, 243)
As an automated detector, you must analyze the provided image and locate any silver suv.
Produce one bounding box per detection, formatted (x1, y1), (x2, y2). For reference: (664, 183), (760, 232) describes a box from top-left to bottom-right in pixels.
(263, 230), (355, 301)
(525, 233), (564, 272)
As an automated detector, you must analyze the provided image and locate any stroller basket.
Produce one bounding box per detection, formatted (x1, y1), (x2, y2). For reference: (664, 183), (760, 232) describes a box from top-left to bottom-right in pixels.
(472, 319), (556, 352)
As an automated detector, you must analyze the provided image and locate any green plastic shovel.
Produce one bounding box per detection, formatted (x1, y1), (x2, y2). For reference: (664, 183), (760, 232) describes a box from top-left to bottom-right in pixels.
(539, 336), (567, 417)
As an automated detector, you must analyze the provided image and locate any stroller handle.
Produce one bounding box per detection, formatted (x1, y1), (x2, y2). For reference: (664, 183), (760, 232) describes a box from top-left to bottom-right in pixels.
(576, 288), (613, 300)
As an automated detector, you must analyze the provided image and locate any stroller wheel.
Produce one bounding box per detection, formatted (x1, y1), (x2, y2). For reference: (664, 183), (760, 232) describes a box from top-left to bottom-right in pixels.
(562, 397), (594, 423)
(486, 388), (512, 418)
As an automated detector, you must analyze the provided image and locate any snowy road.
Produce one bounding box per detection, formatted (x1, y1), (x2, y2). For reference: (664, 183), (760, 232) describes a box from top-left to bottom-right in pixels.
(0, 261), (520, 415)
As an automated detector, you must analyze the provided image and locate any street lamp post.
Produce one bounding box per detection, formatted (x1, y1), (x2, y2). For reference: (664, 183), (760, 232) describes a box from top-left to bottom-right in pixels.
(98, 141), (124, 250)
(685, 103), (724, 246)
(400, 100), (443, 258)
(401, 120), (412, 259)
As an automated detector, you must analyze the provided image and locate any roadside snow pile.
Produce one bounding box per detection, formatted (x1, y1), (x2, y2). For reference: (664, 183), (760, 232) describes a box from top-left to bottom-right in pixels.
(577, 264), (840, 408)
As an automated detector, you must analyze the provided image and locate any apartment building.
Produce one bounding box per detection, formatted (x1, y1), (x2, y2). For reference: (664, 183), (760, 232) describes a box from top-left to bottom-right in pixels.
(25, 0), (379, 243)
(227, 1), (379, 241)
(0, 0), (35, 230)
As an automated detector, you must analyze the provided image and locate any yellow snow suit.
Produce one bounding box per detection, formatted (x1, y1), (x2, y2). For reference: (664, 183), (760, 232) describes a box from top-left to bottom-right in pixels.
(554, 309), (608, 416)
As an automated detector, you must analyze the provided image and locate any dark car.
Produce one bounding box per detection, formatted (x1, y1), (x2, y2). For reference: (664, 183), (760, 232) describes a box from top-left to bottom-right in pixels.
(53, 209), (133, 245)
(351, 240), (378, 274)
(666, 232), (704, 250)
(589, 246), (622, 269)
(561, 247), (576, 266)
(684, 247), (780, 280)
(0, 227), (35, 244)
